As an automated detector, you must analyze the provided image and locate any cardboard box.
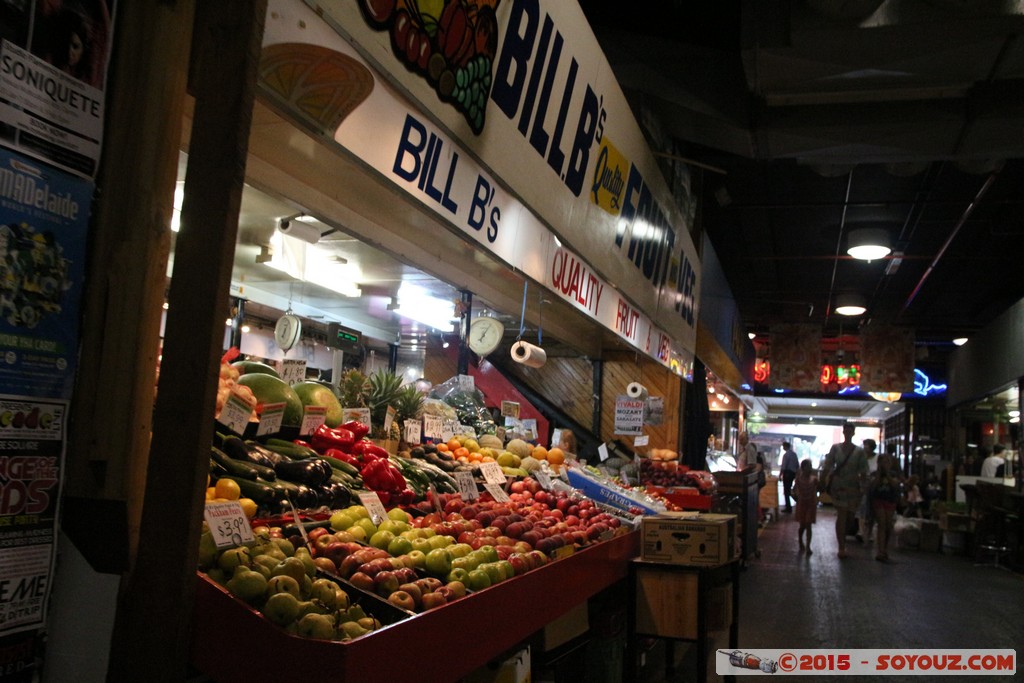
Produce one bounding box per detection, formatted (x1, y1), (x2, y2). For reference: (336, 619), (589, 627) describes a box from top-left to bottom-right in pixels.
(640, 513), (737, 566)
(634, 565), (732, 639)
(464, 646), (531, 683)
(535, 601), (589, 651)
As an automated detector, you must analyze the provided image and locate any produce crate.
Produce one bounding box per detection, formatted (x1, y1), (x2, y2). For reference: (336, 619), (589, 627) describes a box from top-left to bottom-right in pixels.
(646, 485), (713, 511)
(191, 530), (640, 682)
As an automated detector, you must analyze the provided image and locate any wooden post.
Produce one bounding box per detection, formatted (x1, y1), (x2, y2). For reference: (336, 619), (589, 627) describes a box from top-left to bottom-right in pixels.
(105, 2), (266, 680)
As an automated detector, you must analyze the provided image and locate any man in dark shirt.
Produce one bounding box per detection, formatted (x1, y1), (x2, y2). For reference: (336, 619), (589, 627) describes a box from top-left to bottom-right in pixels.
(780, 441), (799, 513)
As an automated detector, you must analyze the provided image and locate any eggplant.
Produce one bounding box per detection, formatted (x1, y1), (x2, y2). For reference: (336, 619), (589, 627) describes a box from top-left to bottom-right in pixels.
(221, 435), (277, 469)
(274, 458), (331, 487)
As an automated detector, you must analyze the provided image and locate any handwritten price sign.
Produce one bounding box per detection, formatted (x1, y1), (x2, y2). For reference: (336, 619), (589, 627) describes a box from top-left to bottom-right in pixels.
(204, 501), (255, 548)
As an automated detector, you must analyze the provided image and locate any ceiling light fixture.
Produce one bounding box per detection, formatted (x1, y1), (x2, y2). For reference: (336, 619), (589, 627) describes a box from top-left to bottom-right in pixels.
(748, 332), (756, 340)
(262, 231), (362, 298)
(392, 284), (456, 332)
(869, 391), (902, 402)
(847, 228), (892, 261)
(834, 294), (867, 316)
(952, 337), (968, 346)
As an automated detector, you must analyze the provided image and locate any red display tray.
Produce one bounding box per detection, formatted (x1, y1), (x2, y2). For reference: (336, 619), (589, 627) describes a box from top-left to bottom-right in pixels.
(646, 485), (714, 511)
(190, 530), (639, 682)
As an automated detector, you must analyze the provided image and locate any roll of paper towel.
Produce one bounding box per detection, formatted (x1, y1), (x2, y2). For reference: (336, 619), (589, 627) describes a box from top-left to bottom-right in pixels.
(626, 382), (649, 399)
(278, 219), (321, 244)
(511, 341), (547, 368)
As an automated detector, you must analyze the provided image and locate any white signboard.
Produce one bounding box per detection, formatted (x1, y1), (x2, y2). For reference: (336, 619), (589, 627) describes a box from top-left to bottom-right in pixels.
(614, 396), (645, 436)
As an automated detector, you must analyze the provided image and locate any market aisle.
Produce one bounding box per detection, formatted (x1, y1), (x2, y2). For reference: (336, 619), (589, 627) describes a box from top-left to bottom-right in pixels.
(729, 506), (1024, 682)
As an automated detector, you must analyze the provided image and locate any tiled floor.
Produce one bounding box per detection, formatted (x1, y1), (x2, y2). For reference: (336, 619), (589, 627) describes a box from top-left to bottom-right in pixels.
(638, 505), (1023, 682)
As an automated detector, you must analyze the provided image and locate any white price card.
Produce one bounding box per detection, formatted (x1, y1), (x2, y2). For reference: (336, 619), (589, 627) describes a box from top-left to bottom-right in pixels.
(404, 419), (422, 445)
(520, 419), (537, 441)
(634, 435), (650, 447)
(500, 400), (520, 418)
(458, 374), (475, 392)
(342, 407), (372, 431)
(598, 442), (610, 462)
(276, 359), (307, 386)
(383, 405), (396, 435)
(457, 424), (477, 438)
(479, 461), (507, 485)
(300, 405), (327, 436)
(455, 470), (479, 500)
(358, 491), (389, 526)
(535, 469), (552, 490)
(441, 419), (457, 442)
(256, 401), (286, 436)
(423, 414), (444, 440)
(204, 501), (255, 548)
(483, 482), (511, 503)
(216, 388), (254, 435)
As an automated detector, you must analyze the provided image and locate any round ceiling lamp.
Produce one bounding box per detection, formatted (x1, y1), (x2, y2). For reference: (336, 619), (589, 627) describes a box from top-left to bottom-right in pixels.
(952, 337), (968, 346)
(847, 228), (892, 261)
(834, 294), (867, 316)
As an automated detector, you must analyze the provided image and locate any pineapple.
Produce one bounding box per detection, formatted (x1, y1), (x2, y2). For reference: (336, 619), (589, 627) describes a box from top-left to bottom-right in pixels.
(338, 369), (370, 408)
(395, 385), (424, 425)
(368, 369), (403, 437)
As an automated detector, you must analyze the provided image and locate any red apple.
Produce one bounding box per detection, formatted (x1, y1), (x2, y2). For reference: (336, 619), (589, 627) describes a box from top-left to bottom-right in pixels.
(313, 556), (337, 573)
(388, 590), (416, 611)
(348, 571), (374, 592)
(374, 570), (400, 597)
(420, 591), (447, 610)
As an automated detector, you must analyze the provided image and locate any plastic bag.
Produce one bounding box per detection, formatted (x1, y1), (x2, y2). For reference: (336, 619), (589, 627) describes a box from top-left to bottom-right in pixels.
(429, 376), (497, 435)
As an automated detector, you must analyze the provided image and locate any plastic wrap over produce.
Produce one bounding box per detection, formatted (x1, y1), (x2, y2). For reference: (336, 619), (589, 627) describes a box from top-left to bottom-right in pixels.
(565, 466), (666, 515)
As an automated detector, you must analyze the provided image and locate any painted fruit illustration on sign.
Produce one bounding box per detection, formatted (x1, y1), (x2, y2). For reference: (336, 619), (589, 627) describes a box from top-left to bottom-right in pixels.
(358, 0), (501, 134)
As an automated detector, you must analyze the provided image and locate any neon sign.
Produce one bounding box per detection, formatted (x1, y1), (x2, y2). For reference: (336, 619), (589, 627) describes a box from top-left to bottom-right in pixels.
(913, 368), (947, 397)
(753, 363), (947, 397)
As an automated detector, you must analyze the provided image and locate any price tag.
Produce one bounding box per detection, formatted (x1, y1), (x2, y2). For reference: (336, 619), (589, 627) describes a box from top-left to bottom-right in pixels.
(597, 442), (610, 462)
(455, 471), (479, 500)
(342, 407), (372, 431)
(552, 545), (575, 560)
(535, 469), (552, 490)
(358, 491), (389, 526)
(204, 501), (255, 548)
(440, 419), (457, 443)
(299, 405), (327, 436)
(423, 414), (444, 440)
(289, 505), (309, 547)
(458, 374), (475, 392)
(383, 406), (396, 435)
(480, 461), (506, 485)
(276, 359), (307, 386)
(520, 419), (537, 441)
(620, 468), (631, 486)
(404, 419), (422, 445)
(500, 400), (520, 418)
(216, 388), (254, 435)
(483, 482), (511, 503)
(634, 435), (650, 447)
(256, 401), (286, 436)
(457, 424), (477, 438)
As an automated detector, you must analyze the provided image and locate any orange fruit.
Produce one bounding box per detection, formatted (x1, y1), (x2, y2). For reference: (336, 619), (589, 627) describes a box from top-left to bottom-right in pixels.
(532, 446), (548, 461)
(447, 438), (462, 452)
(454, 447), (470, 459)
(547, 448), (565, 466)
(214, 477), (241, 501)
(436, 443), (450, 452)
(480, 455), (495, 463)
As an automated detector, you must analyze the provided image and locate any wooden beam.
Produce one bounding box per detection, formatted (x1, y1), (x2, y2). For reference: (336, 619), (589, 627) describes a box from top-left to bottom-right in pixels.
(106, 2), (266, 680)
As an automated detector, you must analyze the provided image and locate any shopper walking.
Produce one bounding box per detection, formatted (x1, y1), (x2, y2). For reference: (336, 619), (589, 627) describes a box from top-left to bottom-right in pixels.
(821, 422), (868, 559)
(870, 453), (904, 562)
(856, 438), (879, 543)
(737, 431), (757, 470)
(780, 441), (799, 513)
(794, 459), (818, 554)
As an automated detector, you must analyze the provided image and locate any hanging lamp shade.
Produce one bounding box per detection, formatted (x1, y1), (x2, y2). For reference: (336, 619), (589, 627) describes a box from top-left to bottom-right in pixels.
(834, 294), (867, 316)
(847, 228), (892, 261)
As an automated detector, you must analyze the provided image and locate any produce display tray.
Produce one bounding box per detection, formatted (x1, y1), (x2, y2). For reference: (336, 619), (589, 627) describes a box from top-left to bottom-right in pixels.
(646, 486), (714, 511)
(190, 530), (640, 682)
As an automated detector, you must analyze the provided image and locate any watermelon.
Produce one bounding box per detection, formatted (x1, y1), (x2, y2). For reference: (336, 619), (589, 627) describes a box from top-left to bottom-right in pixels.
(237, 373), (303, 427)
(291, 381), (344, 428)
(232, 360), (280, 379)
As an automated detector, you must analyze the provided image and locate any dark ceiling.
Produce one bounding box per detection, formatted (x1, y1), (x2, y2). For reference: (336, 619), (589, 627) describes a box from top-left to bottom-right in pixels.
(581, 0), (1024, 368)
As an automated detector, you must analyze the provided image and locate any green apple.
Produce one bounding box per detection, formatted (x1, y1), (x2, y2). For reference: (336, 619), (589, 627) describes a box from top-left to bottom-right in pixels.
(346, 505), (370, 520)
(466, 568), (491, 591)
(368, 529), (396, 550)
(262, 591), (301, 626)
(404, 549), (427, 569)
(330, 511), (355, 531)
(376, 520), (403, 535)
(424, 548), (452, 576)
(354, 518), (377, 539)
(477, 545), (499, 564)
(347, 525), (368, 543)
(410, 537), (433, 554)
(387, 508), (411, 523)
(387, 536), (414, 557)
(428, 534), (452, 550)
(447, 543), (472, 558)
(447, 567), (470, 584)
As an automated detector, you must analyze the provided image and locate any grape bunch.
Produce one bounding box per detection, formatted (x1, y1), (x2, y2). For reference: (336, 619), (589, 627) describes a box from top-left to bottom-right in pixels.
(449, 54), (492, 132)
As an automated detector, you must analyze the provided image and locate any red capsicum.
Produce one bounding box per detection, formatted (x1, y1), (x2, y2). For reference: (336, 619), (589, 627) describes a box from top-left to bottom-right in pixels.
(350, 440), (390, 460)
(360, 458), (407, 492)
(340, 419), (370, 440)
(310, 424), (355, 454)
(323, 448), (360, 468)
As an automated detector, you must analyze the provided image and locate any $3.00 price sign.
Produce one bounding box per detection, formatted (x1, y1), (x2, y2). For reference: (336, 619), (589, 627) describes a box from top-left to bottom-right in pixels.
(204, 501), (255, 548)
